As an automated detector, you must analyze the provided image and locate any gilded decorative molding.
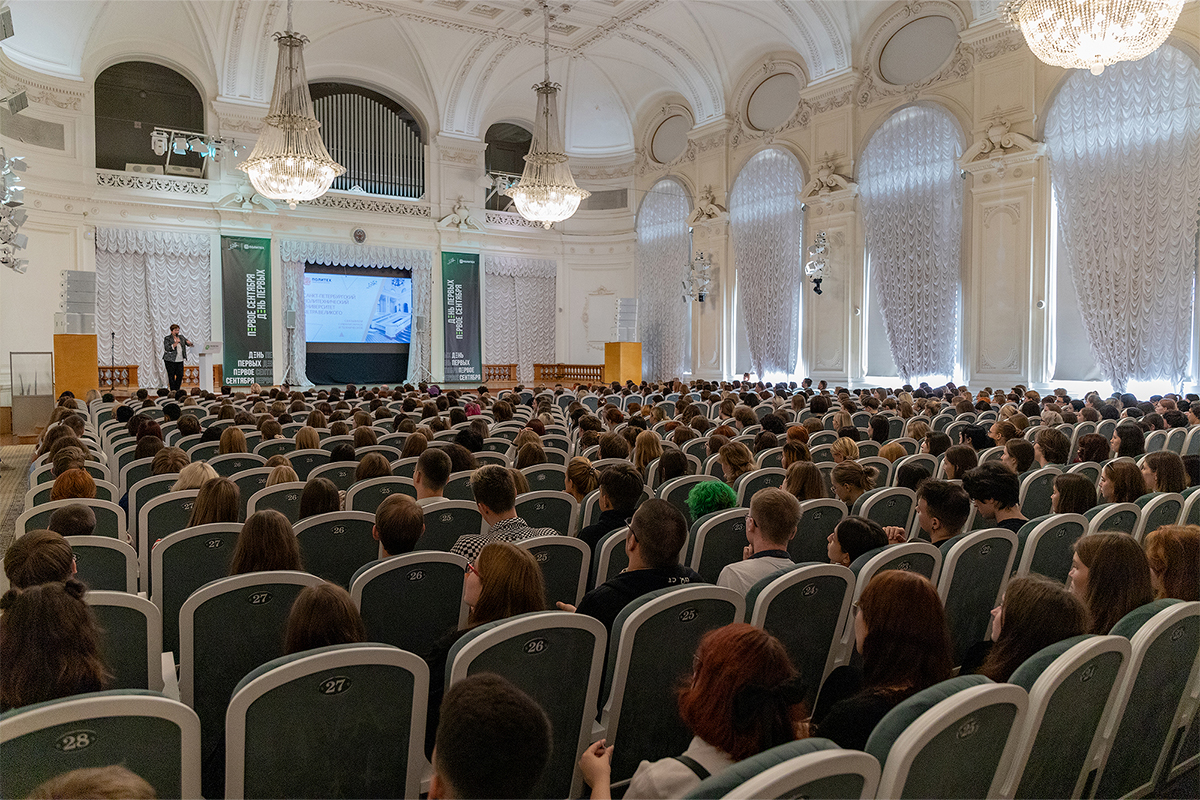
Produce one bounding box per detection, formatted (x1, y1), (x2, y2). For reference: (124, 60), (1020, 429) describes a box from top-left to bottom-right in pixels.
(95, 170), (210, 196)
(301, 193), (432, 216)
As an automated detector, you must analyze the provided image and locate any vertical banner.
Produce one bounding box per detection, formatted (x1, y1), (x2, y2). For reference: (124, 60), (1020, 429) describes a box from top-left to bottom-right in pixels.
(221, 236), (273, 386)
(441, 251), (482, 382)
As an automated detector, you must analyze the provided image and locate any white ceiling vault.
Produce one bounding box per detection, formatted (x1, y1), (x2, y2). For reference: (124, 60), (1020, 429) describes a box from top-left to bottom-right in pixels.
(2, 0), (1005, 157)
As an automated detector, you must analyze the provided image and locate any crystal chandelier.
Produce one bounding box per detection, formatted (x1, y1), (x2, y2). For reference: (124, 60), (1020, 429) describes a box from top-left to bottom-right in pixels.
(1001, 0), (1184, 76)
(505, 1), (589, 229)
(240, 0), (344, 209)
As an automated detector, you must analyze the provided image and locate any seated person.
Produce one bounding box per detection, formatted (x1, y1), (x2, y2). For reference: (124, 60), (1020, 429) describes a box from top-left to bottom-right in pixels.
(1034, 428), (1071, 468)
(961, 462), (1027, 533)
(372, 494), (425, 557)
(716, 488), (801, 595)
(47, 504), (97, 538)
(560, 499), (703, 634)
(686, 480), (737, 524)
(891, 479), (970, 552)
(1143, 525), (1199, 601)
(958, 425), (990, 452)
(283, 582), (366, 655)
(579, 463), (644, 551)
(27, 766), (156, 800)
(450, 466), (557, 562)
(826, 516), (889, 567)
(4, 530), (75, 588)
(414, 448), (453, 504)
(1002, 438), (1036, 475)
(429, 673), (552, 800)
(1070, 533), (1154, 633)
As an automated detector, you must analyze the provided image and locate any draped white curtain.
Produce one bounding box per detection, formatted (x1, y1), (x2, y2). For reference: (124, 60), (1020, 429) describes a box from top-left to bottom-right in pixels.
(859, 106), (963, 383)
(1045, 45), (1200, 392)
(278, 240), (433, 386)
(637, 179), (691, 379)
(94, 228), (211, 389)
(729, 149), (805, 379)
(484, 255), (557, 382)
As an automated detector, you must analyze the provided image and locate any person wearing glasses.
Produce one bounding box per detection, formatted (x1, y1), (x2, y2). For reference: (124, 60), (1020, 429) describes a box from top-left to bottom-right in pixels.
(558, 499), (703, 634)
(715, 488), (801, 596)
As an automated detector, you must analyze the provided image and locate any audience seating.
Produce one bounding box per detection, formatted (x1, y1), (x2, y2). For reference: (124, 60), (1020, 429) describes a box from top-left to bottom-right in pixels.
(0, 690), (201, 799)
(689, 508), (752, 583)
(1182, 490), (1200, 526)
(151, 523), (242, 658)
(67, 535), (139, 593)
(225, 644), (429, 799)
(85, 591), (164, 692)
(518, 535), (590, 607)
(253, 438), (295, 459)
(285, 448), (331, 481)
(128, 473), (178, 541)
(866, 676), (1028, 799)
(350, 551), (468, 656)
(447, 611), (607, 798)
(18, 498), (125, 542)
(658, 474), (711, 526)
(345, 475), (417, 512)
(24, 479), (116, 511)
(790, 499), (847, 564)
(523, 463), (568, 492)
(437, 469), (473, 501)
(474, 450), (510, 467)
(684, 739), (879, 800)
(293, 511), (380, 588)
(245, 481), (306, 523)
(1018, 467), (1059, 519)
(1067, 461), (1101, 484)
(1084, 502), (1140, 536)
(1012, 513), (1087, 583)
(891, 453), (936, 485)
(852, 487), (917, 531)
(208, 453), (267, 479)
(1002, 635), (1131, 800)
(186, 441), (221, 462)
(590, 526), (631, 590)
(305, 461), (357, 491)
(229, 467), (274, 520)
(745, 564), (854, 708)
(1132, 493), (1184, 542)
(416, 499), (486, 551)
(179, 570), (324, 798)
(515, 490), (579, 536)
(600, 585), (745, 783)
(735, 467), (786, 507)
(1094, 600), (1200, 799)
(937, 529), (1017, 666)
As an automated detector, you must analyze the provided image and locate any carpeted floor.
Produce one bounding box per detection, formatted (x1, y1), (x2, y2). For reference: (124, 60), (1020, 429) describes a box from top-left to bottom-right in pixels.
(0, 445), (35, 553)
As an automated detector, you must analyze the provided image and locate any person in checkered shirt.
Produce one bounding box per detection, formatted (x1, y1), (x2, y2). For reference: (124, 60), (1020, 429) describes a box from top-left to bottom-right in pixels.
(450, 465), (557, 562)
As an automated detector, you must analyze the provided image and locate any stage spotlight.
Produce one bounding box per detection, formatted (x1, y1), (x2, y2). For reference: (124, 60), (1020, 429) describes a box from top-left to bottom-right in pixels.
(0, 231), (28, 249)
(151, 130), (168, 156)
(171, 135), (188, 155)
(2, 91), (27, 115)
(188, 137), (206, 153)
(0, 8), (14, 42)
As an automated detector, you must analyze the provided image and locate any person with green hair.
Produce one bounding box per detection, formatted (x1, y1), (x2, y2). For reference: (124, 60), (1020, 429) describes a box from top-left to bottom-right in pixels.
(687, 480), (738, 523)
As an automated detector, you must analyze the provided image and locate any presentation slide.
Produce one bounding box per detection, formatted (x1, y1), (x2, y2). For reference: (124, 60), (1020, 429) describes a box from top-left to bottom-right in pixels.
(304, 273), (413, 344)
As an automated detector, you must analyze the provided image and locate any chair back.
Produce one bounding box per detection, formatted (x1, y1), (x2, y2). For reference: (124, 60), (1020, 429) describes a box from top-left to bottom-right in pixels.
(853, 487), (917, 531)
(306, 461), (358, 492)
(591, 526), (630, 589)
(601, 586), (745, 783)
(151, 523), (242, 659)
(227, 467), (273, 521)
(286, 448), (330, 480)
(293, 511), (379, 588)
(689, 508), (751, 584)
(1132, 492), (1184, 542)
(522, 463), (568, 492)
(119, 457), (155, 497)
(746, 564), (853, 707)
(253, 438), (295, 459)
(515, 490), (580, 536)
(350, 552), (468, 656)
(208, 452), (267, 478)
(735, 467), (787, 508)
(225, 644), (429, 799)
(1003, 635), (1131, 800)
(18, 498), (125, 541)
(186, 441), (221, 462)
(345, 475), (417, 512)
(518, 535), (591, 607)
(246, 481), (306, 523)
(447, 612), (607, 798)
(684, 740), (879, 800)
(1020, 468), (1060, 518)
(0, 691), (201, 800)
(1013, 513), (1086, 583)
(66, 536), (138, 593)
(938, 529), (1018, 666)
(391, 456), (419, 478)
(86, 591), (163, 692)
(1183, 490), (1200, 526)
(1095, 600), (1200, 799)
(417, 499), (486, 552)
(867, 676), (1028, 800)
(443, 469), (476, 501)
(756, 446), (784, 469)
(179, 571), (323, 798)
(1067, 461), (1101, 484)
(658, 474), (710, 526)
(1085, 502), (1140, 536)
(790, 499), (847, 563)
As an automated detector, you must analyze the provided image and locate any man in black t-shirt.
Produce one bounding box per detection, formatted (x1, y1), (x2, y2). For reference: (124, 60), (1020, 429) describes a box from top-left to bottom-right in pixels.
(578, 462), (643, 551)
(558, 499), (703, 634)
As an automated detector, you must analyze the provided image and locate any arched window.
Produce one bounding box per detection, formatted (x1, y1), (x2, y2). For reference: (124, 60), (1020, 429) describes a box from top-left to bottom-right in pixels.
(859, 105), (963, 384)
(1046, 45), (1200, 392)
(94, 61), (204, 174)
(729, 148), (805, 380)
(637, 179), (691, 378)
(310, 83), (424, 199)
(485, 123), (532, 211)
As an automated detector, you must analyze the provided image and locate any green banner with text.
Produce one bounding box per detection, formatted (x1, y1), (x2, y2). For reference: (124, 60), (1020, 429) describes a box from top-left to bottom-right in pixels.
(442, 252), (482, 382)
(221, 236), (273, 386)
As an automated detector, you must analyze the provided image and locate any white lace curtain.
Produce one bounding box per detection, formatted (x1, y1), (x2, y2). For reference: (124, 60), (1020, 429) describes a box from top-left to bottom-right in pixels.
(278, 240), (433, 386)
(94, 228), (211, 389)
(484, 255), (557, 382)
(637, 179), (691, 380)
(1045, 45), (1200, 392)
(859, 105), (963, 383)
(729, 149), (805, 379)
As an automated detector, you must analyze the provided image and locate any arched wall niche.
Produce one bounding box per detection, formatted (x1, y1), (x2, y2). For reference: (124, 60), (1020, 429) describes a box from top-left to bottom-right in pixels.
(637, 99), (696, 166)
(728, 54), (809, 134)
(92, 59), (207, 173)
(635, 174), (694, 219)
(86, 48), (218, 122)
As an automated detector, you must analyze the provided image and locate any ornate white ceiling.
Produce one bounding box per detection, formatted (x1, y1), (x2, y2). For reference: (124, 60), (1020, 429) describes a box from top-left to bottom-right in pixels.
(1, 0), (1006, 156)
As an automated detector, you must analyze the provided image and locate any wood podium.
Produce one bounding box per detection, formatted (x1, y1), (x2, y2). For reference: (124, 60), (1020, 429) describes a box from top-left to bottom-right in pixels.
(603, 342), (642, 385)
(54, 334), (99, 400)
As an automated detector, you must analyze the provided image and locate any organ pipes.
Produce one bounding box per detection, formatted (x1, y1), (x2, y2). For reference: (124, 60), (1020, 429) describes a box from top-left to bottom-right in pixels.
(313, 90), (424, 198)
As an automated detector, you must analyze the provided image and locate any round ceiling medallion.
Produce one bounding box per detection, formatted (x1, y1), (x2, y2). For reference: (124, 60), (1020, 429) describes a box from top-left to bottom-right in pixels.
(747, 72), (801, 131)
(879, 16), (959, 86)
(651, 114), (691, 163)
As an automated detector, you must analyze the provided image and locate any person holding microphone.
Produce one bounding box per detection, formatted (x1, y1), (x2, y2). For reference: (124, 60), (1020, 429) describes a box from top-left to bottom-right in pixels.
(162, 324), (193, 392)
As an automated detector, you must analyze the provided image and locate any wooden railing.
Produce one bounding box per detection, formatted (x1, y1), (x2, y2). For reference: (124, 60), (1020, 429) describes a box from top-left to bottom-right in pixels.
(534, 363), (604, 383)
(98, 364), (221, 390)
(483, 364), (518, 383)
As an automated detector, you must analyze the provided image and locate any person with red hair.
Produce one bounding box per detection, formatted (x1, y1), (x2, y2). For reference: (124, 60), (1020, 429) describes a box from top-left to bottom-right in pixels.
(579, 623), (806, 798)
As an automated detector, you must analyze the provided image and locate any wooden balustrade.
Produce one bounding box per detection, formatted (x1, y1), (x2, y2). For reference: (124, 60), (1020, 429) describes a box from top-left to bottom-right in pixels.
(483, 364), (518, 383)
(98, 364), (221, 390)
(533, 363), (604, 383)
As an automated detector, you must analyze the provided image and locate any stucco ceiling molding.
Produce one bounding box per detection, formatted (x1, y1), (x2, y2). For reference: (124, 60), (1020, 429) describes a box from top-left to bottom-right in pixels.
(0, 57), (87, 111)
(854, 0), (973, 108)
(628, 23), (721, 119)
(637, 101), (695, 167)
(223, 0), (251, 94)
(730, 55), (809, 132)
(728, 59), (851, 149)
